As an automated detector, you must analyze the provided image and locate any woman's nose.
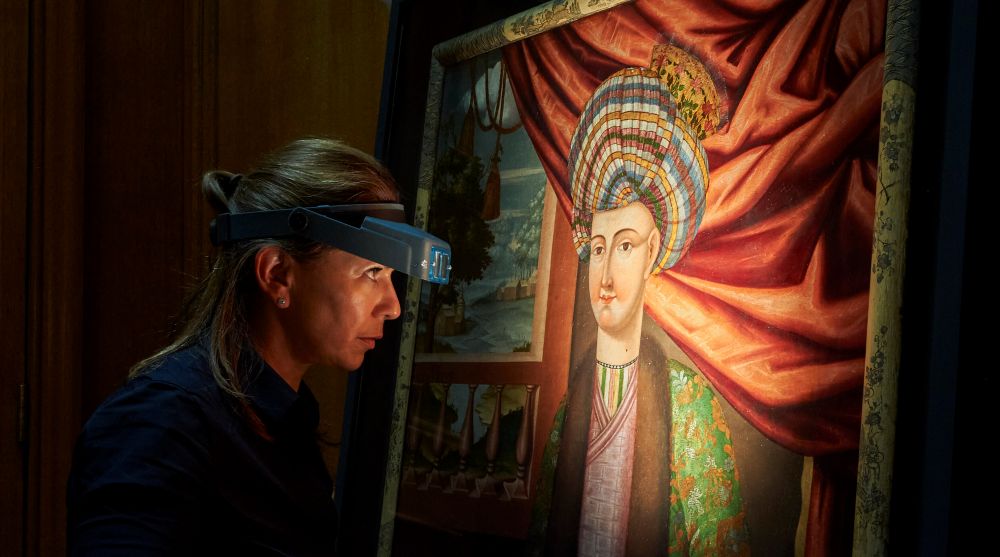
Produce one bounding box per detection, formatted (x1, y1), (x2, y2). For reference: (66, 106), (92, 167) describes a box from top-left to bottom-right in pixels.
(379, 281), (401, 320)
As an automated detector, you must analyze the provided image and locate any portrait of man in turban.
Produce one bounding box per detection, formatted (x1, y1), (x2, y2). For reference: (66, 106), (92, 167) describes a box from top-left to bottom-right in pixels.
(530, 57), (751, 555)
(389, 0), (892, 553)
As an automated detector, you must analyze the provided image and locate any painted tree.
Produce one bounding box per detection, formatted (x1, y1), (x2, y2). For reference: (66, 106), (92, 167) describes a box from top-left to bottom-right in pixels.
(422, 146), (495, 352)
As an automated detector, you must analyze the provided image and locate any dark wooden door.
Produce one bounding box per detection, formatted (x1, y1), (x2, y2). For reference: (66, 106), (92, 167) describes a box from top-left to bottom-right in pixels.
(1, 0), (30, 551)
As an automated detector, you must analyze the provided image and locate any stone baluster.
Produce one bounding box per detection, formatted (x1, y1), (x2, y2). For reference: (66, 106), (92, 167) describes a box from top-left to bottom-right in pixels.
(419, 383), (451, 490)
(471, 384), (504, 498)
(445, 384), (478, 494)
(503, 384), (537, 500)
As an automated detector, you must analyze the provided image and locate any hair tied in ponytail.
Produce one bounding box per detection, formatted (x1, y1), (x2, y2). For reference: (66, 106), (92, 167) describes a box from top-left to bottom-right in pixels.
(225, 173), (244, 199)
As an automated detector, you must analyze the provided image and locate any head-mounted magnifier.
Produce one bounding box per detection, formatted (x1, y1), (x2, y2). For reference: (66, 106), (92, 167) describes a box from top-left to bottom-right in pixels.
(209, 203), (451, 284)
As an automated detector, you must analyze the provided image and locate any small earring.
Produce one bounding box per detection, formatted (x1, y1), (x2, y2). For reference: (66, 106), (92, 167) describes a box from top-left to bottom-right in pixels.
(277, 297), (287, 307)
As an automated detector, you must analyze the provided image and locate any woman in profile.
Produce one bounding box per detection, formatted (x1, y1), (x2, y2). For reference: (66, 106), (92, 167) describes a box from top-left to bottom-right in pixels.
(67, 138), (440, 555)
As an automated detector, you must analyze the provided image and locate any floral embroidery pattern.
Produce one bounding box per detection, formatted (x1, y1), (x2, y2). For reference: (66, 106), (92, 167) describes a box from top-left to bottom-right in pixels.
(857, 325), (890, 539)
(669, 362), (749, 556)
(871, 90), (911, 285)
(650, 44), (723, 140)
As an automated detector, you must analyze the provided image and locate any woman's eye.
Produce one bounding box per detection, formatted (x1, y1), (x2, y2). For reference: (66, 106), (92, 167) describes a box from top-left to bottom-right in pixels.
(365, 267), (383, 280)
(592, 245), (605, 256)
(617, 241), (632, 253)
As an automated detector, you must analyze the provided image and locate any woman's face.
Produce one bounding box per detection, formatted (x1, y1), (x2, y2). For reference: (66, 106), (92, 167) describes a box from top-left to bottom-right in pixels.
(285, 248), (401, 372)
(588, 202), (660, 336)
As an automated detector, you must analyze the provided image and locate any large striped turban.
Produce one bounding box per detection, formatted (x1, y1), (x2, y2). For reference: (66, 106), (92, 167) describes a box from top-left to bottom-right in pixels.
(569, 67), (709, 273)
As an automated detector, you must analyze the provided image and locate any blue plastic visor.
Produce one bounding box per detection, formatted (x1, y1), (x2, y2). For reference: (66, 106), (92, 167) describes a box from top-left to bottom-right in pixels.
(210, 203), (451, 284)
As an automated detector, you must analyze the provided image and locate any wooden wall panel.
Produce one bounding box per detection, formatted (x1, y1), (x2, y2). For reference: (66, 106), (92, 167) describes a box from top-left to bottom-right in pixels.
(82, 1), (189, 418)
(1, 0), (30, 551)
(181, 0), (218, 281)
(216, 0), (389, 169)
(25, 0), (85, 554)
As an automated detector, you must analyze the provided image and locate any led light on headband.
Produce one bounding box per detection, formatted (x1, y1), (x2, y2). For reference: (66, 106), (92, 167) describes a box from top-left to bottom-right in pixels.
(210, 203), (451, 285)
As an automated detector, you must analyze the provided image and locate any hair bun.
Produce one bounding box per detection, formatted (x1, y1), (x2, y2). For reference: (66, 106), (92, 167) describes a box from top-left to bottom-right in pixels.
(224, 173), (243, 197)
(202, 170), (242, 214)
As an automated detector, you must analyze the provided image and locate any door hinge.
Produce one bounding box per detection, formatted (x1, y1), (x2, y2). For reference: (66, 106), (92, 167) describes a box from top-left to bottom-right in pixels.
(16, 383), (27, 444)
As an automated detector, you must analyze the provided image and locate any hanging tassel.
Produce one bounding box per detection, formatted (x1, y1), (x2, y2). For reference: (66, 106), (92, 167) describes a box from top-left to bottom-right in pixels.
(458, 103), (476, 157)
(481, 149), (502, 221)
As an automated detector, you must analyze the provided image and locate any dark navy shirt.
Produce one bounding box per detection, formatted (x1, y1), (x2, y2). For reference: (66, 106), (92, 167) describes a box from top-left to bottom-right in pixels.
(67, 343), (338, 555)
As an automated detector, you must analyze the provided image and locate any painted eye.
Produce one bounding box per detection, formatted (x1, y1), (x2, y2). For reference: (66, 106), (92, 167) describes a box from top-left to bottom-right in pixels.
(617, 241), (632, 253)
(592, 245), (605, 256)
(365, 267), (384, 280)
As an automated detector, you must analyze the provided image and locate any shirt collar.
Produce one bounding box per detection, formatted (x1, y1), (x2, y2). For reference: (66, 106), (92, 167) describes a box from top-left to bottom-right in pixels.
(242, 348), (320, 438)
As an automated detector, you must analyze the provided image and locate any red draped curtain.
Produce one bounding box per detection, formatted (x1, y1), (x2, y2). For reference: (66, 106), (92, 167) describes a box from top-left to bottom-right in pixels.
(502, 0), (884, 553)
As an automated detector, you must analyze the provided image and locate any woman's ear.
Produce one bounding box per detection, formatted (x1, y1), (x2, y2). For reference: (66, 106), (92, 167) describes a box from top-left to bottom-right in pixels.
(255, 245), (293, 308)
(645, 228), (661, 277)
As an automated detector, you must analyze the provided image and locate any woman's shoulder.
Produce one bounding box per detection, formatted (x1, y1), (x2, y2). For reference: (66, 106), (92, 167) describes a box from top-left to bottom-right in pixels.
(137, 343), (219, 394)
(78, 345), (228, 453)
(68, 346), (232, 551)
(71, 344), (248, 492)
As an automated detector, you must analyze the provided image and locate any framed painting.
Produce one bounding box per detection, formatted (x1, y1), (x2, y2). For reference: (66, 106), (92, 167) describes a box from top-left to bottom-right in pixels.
(375, 0), (919, 555)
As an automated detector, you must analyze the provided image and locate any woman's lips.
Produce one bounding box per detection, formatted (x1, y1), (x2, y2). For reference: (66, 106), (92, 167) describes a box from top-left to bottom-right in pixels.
(599, 293), (615, 304)
(359, 337), (381, 350)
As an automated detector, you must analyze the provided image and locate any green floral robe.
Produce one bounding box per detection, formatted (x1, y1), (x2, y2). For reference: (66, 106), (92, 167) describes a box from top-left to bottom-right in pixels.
(531, 359), (750, 556)
(668, 361), (750, 555)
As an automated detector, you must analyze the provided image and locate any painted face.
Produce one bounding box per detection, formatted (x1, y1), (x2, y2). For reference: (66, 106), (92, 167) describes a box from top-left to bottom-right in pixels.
(588, 202), (660, 336)
(285, 248), (401, 372)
